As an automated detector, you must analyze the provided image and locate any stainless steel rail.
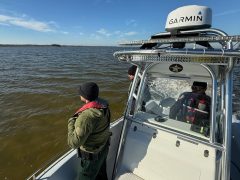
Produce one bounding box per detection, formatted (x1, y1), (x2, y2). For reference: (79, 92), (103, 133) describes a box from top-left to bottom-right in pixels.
(114, 49), (240, 65)
(114, 49), (240, 58)
(119, 35), (240, 45)
(222, 58), (235, 180)
(201, 64), (217, 143)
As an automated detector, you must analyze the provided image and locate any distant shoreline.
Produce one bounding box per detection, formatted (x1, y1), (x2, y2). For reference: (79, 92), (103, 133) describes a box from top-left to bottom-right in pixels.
(0, 44), (119, 47)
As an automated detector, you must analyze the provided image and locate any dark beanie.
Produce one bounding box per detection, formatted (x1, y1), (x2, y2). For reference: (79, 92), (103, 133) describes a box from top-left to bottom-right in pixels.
(79, 82), (99, 101)
(128, 65), (137, 76)
(193, 81), (207, 89)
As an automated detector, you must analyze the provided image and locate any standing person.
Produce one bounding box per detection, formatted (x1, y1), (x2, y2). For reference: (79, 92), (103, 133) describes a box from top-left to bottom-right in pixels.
(128, 65), (137, 81)
(68, 82), (111, 180)
(127, 65), (137, 114)
(127, 65), (151, 113)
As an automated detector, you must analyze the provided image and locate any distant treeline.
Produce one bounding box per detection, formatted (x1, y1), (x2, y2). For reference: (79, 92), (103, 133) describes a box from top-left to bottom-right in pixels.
(0, 44), (62, 47)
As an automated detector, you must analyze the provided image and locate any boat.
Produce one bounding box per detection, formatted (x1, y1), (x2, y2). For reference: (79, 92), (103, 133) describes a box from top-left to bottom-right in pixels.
(27, 5), (240, 180)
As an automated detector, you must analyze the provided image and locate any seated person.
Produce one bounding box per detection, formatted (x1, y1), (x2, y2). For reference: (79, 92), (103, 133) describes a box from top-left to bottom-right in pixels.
(169, 81), (211, 127)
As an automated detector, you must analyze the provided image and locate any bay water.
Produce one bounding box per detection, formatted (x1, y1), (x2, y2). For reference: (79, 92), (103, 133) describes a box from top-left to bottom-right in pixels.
(0, 46), (129, 179)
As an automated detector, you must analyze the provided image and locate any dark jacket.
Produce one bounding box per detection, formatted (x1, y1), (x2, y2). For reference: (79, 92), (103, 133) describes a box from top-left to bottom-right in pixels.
(68, 98), (111, 153)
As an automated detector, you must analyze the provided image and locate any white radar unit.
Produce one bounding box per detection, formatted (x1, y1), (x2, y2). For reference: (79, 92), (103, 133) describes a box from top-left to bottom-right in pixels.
(165, 5), (212, 33)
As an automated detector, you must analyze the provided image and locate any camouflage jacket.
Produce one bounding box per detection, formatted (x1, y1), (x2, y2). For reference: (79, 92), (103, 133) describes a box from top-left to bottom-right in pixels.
(68, 98), (111, 153)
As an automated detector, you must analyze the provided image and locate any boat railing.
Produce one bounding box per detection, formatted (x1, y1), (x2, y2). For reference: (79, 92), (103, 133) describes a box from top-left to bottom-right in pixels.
(119, 35), (240, 45)
(114, 28), (240, 65)
(26, 148), (72, 180)
(119, 28), (238, 46)
(114, 49), (240, 65)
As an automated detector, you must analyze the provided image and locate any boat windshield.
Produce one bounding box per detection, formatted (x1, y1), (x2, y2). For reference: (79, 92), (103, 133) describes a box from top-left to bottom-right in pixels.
(136, 76), (212, 140)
